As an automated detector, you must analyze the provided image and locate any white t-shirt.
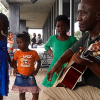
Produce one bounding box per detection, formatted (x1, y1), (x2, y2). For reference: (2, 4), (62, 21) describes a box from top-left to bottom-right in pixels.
(7, 38), (14, 48)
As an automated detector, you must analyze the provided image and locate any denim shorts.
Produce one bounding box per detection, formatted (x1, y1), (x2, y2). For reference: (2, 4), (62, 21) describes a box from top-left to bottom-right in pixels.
(14, 73), (37, 87)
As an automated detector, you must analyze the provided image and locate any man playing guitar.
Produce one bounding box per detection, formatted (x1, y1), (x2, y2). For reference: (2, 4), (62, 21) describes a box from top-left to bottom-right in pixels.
(39, 0), (100, 100)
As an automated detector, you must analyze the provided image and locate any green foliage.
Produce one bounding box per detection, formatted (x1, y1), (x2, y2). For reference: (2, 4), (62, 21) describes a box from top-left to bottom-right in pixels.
(74, 31), (82, 40)
(0, 2), (8, 16)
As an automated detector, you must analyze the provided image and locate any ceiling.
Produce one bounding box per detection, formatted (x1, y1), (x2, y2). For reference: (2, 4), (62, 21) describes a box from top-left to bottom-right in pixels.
(0, 0), (56, 29)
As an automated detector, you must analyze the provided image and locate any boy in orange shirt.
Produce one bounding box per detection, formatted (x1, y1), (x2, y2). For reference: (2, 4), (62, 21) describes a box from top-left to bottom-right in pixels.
(12, 31), (41, 100)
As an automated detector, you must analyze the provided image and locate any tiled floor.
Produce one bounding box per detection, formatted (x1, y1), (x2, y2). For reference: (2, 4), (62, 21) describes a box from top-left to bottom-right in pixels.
(4, 69), (47, 100)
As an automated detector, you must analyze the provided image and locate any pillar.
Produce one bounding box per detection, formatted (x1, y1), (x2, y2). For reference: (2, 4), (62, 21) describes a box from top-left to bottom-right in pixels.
(9, 3), (20, 49)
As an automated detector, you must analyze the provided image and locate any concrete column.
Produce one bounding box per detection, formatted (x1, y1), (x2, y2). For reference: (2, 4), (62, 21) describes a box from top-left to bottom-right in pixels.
(55, 0), (58, 18)
(9, 3), (20, 49)
(58, 0), (63, 15)
(70, 0), (75, 36)
(20, 20), (26, 33)
(51, 9), (53, 36)
(47, 15), (51, 38)
(52, 6), (55, 35)
(26, 27), (29, 32)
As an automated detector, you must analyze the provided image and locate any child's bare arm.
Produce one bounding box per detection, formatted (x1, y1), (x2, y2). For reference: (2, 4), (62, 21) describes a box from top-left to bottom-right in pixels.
(7, 39), (14, 44)
(12, 59), (17, 68)
(33, 59), (41, 76)
(47, 49), (53, 58)
(12, 59), (18, 74)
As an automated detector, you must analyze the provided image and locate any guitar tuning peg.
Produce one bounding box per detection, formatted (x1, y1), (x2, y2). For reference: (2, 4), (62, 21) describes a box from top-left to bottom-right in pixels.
(93, 52), (98, 56)
(95, 41), (98, 44)
(79, 49), (82, 52)
(95, 41), (97, 43)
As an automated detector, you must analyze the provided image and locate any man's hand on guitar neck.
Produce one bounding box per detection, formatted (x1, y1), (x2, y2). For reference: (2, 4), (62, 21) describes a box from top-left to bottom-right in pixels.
(73, 47), (95, 67)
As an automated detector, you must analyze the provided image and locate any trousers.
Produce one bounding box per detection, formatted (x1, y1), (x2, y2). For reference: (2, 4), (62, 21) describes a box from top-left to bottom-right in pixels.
(39, 86), (100, 100)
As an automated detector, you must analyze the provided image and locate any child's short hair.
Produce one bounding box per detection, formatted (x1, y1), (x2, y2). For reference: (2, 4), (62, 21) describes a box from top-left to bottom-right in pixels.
(7, 31), (12, 36)
(38, 34), (41, 36)
(16, 31), (30, 43)
(0, 13), (9, 35)
(55, 15), (69, 28)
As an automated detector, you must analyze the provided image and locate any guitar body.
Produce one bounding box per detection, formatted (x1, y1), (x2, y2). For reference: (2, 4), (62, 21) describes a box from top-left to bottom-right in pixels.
(53, 60), (87, 89)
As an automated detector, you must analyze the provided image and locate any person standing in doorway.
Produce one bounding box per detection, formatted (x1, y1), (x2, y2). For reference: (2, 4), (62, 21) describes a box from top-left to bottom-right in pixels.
(36, 34), (42, 45)
(31, 33), (36, 48)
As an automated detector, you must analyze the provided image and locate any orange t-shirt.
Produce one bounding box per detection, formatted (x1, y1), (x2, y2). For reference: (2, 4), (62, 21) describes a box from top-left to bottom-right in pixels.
(14, 50), (40, 75)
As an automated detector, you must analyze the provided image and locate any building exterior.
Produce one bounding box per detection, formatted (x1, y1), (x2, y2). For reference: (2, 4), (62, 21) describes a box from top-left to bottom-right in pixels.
(1, 0), (80, 48)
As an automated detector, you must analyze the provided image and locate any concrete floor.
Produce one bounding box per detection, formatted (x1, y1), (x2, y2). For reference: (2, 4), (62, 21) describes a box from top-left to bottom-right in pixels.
(4, 69), (47, 100)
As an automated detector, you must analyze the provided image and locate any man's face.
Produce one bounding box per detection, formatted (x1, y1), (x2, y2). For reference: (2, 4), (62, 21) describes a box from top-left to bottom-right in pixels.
(77, 1), (97, 32)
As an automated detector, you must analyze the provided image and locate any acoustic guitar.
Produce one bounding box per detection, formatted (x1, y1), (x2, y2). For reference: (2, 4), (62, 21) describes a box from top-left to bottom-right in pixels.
(53, 41), (100, 90)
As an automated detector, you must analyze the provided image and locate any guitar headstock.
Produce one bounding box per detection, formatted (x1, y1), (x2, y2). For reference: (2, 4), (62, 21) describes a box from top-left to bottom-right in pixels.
(88, 40), (100, 56)
(80, 40), (100, 62)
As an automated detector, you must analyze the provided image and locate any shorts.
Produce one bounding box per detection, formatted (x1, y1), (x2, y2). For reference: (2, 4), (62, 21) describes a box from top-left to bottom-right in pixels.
(12, 73), (40, 93)
(14, 73), (37, 87)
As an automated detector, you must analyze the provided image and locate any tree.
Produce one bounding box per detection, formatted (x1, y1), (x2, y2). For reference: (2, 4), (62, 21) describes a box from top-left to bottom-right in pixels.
(74, 30), (82, 40)
(0, 2), (9, 16)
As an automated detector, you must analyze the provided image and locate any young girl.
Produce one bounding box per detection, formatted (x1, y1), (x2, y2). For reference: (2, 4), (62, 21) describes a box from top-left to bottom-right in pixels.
(42, 15), (77, 87)
(12, 31), (41, 100)
(7, 31), (14, 75)
(0, 13), (11, 99)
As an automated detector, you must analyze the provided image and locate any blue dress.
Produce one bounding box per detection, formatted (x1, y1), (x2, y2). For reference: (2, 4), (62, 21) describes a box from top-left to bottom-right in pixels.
(0, 35), (9, 96)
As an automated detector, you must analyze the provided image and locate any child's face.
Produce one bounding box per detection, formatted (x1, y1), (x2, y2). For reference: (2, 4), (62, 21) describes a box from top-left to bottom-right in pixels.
(17, 37), (28, 51)
(56, 21), (68, 35)
(38, 35), (41, 38)
(9, 32), (13, 39)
